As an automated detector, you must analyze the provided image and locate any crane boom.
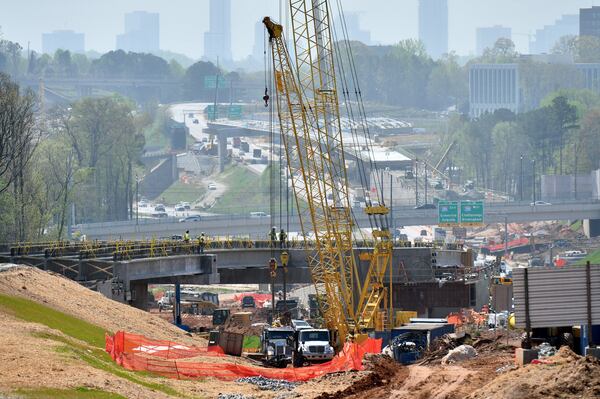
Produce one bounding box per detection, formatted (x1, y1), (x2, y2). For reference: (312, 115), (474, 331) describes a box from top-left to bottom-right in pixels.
(264, 0), (393, 340)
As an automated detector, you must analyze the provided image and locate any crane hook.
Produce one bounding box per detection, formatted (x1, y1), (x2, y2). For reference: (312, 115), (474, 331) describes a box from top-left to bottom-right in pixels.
(263, 87), (270, 107)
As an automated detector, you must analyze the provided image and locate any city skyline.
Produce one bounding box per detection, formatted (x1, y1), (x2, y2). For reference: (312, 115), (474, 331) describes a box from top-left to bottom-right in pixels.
(2, 0), (599, 60)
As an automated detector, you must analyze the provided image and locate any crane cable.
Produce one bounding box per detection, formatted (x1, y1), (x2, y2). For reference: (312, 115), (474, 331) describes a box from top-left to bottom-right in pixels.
(331, 0), (390, 234)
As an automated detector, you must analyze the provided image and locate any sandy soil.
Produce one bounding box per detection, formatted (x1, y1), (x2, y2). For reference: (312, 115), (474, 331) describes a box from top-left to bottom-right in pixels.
(0, 264), (201, 345)
(0, 312), (174, 399)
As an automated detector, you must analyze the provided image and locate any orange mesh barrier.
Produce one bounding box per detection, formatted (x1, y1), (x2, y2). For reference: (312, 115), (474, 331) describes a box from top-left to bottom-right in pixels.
(233, 293), (273, 307)
(106, 331), (381, 381)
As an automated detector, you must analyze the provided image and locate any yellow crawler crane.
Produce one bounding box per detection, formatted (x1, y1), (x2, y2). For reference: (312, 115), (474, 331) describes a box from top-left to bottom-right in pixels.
(263, 0), (393, 342)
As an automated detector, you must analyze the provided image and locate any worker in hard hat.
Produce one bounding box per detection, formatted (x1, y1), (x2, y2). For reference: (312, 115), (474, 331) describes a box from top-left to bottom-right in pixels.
(269, 227), (277, 247)
(279, 228), (287, 248)
(198, 232), (206, 254)
(184, 230), (191, 243)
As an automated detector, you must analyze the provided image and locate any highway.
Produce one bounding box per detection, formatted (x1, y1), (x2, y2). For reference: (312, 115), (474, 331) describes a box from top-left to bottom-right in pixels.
(74, 199), (600, 240)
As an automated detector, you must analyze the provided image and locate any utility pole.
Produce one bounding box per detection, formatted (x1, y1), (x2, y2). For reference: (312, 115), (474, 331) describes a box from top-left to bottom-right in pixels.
(390, 174), (394, 231)
(504, 216), (509, 258)
(415, 159), (419, 206)
(520, 155), (524, 201)
(135, 175), (139, 227)
(424, 163), (428, 205)
(532, 159), (536, 204)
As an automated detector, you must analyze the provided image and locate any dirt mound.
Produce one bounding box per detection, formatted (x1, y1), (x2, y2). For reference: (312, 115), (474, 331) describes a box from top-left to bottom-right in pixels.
(469, 347), (600, 399)
(0, 264), (201, 344)
(314, 354), (406, 399)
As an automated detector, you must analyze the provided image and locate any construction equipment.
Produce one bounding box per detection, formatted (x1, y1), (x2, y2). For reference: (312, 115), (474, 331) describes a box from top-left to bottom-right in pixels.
(263, 0), (393, 344)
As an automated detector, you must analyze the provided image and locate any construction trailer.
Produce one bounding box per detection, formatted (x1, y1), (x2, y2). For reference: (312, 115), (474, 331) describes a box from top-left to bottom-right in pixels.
(513, 263), (600, 355)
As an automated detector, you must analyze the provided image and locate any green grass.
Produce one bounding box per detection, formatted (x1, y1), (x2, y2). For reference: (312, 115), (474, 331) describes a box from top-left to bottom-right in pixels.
(571, 220), (582, 232)
(211, 165), (298, 216)
(577, 248), (600, 265)
(15, 387), (127, 399)
(159, 180), (206, 205)
(0, 294), (106, 348)
(0, 295), (184, 397)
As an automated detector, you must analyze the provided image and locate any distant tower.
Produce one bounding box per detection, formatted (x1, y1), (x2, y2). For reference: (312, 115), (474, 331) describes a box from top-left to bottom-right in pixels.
(338, 12), (372, 45)
(116, 11), (159, 52)
(204, 0), (232, 62)
(476, 26), (512, 55)
(418, 0), (448, 59)
(252, 21), (265, 62)
(580, 6), (600, 38)
(42, 30), (85, 54)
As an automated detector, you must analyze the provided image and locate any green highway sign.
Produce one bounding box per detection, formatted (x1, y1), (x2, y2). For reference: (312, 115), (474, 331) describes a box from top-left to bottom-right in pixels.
(228, 105), (243, 119)
(460, 200), (484, 226)
(204, 75), (228, 89)
(438, 201), (459, 225)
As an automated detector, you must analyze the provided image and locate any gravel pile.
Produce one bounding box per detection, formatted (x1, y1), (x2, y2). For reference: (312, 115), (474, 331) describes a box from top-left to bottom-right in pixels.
(236, 376), (299, 391)
(218, 394), (255, 399)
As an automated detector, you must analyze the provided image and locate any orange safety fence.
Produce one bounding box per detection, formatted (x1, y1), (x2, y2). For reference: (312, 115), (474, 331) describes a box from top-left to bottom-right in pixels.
(233, 293), (273, 308)
(106, 331), (381, 382)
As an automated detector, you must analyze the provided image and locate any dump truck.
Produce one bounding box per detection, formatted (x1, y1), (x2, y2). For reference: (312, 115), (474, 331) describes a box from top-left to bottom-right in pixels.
(289, 328), (335, 367)
(260, 326), (294, 368)
(158, 290), (219, 315)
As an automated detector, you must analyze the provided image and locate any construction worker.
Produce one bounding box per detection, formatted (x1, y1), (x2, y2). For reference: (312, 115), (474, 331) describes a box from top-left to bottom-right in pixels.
(183, 230), (190, 243)
(279, 228), (287, 248)
(198, 232), (206, 254)
(269, 227), (277, 247)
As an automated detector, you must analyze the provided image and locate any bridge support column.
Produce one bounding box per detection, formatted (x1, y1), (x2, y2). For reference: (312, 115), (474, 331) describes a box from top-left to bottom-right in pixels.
(218, 134), (227, 173)
(583, 219), (600, 238)
(130, 281), (149, 311)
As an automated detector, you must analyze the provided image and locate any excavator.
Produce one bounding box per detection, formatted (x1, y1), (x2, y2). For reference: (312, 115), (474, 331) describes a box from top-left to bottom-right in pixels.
(263, 0), (393, 345)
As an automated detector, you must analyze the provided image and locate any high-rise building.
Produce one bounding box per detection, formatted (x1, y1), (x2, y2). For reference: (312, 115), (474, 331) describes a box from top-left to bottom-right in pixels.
(116, 11), (159, 53)
(42, 30), (85, 54)
(469, 64), (520, 118)
(252, 21), (265, 62)
(476, 26), (511, 55)
(530, 15), (578, 54)
(204, 0), (232, 62)
(339, 12), (372, 45)
(580, 6), (600, 38)
(418, 0), (448, 60)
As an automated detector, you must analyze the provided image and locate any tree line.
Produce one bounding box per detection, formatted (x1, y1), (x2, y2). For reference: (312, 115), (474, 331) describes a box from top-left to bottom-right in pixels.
(0, 73), (147, 242)
(440, 89), (600, 198)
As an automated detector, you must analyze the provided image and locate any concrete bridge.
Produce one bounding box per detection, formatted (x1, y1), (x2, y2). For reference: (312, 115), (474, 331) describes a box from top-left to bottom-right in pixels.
(74, 199), (600, 240)
(1, 240), (465, 310)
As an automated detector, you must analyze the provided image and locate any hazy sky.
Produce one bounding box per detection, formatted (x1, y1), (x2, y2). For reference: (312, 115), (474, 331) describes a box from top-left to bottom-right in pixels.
(1, 0), (599, 59)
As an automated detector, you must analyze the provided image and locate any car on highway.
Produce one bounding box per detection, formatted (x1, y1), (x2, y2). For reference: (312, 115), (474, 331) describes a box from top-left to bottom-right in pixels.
(175, 204), (186, 212)
(250, 211), (269, 218)
(179, 215), (202, 223)
(530, 201), (551, 206)
(153, 212), (168, 218)
(182, 202), (191, 210)
(208, 182), (217, 190)
(138, 201), (148, 208)
(414, 203), (436, 210)
(154, 204), (166, 212)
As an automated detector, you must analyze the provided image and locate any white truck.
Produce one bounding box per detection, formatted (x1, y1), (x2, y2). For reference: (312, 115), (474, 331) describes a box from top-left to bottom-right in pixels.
(291, 328), (335, 366)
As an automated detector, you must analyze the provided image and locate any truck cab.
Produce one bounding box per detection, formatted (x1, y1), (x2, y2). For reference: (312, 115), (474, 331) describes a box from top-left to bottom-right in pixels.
(261, 327), (294, 367)
(241, 295), (256, 308)
(291, 328), (335, 366)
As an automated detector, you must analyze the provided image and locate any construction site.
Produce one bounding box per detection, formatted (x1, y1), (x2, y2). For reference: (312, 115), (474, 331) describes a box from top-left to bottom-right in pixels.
(2, 0), (600, 398)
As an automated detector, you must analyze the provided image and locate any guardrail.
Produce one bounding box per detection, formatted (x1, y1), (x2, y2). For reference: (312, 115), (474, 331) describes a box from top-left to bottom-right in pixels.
(3, 238), (465, 262)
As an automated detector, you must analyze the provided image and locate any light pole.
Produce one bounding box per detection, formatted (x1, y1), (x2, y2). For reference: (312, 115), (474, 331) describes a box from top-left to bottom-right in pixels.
(135, 175), (139, 227)
(424, 163), (428, 205)
(531, 159), (536, 204)
(520, 155), (524, 201)
(415, 159), (419, 206)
